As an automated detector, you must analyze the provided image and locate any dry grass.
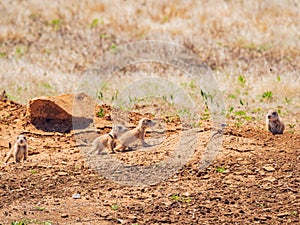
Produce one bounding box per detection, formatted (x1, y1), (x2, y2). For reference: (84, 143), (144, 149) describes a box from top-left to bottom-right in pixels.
(0, 0), (299, 128)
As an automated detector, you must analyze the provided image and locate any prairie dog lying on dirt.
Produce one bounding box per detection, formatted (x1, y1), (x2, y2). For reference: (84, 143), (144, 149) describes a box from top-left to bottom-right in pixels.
(266, 110), (285, 135)
(4, 135), (28, 163)
(113, 118), (155, 152)
(90, 125), (128, 154)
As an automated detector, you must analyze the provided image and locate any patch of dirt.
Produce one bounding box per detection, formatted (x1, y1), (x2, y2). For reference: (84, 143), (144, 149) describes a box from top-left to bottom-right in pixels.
(0, 99), (299, 224)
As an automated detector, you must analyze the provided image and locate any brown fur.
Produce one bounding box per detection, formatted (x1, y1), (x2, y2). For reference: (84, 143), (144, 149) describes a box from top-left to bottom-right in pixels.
(4, 135), (28, 163)
(266, 109), (285, 135)
(90, 125), (128, 154)
(113, 118), (155, 152)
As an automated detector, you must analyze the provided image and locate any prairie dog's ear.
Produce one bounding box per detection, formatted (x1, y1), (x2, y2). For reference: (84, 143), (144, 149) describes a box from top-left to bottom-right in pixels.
(9, 142), (12, 149)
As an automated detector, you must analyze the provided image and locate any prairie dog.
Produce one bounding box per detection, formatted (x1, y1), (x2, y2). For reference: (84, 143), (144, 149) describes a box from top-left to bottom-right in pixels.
(266, 110), (285, 135)
(113, 118), (155, 152)
(90, 125), (128, 154)
(4, 135), (28, 163)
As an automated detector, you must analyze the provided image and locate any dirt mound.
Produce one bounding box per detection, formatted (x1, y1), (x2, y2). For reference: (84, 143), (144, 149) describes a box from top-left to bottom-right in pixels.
(28, 93), (94, 133)
(0, 99), (299, 224)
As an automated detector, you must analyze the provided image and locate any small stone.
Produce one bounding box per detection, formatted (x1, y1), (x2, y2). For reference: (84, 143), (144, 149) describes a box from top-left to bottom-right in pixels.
(263, 177), (277, 182)
(210, 196), (222, 201)
(117, 219), (126, 224)
(263, 166), (275, 172)
(202, 175), (210, 179)
(128, 214), (138, 220)
(57, 172), (68, 176)
(254, 216), (267, 221)
(72, 193), (81, 199)
(61, 213), (69, 218)
(182, 191), (190, 197)
(277, 212), (290, 218)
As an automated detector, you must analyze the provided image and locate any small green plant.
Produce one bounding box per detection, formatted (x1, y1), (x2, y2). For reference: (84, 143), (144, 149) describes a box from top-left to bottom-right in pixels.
(262, 91), (273, 100)
(51, 19), (62, 31)
(216, 41), (222, 46)
(200, 89), (212, 109)
(192, 121), (202, 128)
(111, 204), (119, 210)
(189, 80), (196, 89)
(229, 94), (237, 99)
(277, 109), (282, 114)
(277, 75), (281, 81)
(0, 52), (6, 58)
(288, 124), (296, 129)
(257, 44), (271, 52)
(30, 169), (38, 174)
(90, 18), (99, 28)
(200, 109), (210, 121)
(288, 123), (296, 133)
(238, 75), (246, 87)
(234, 110), (246, 116)
(35, 206), (45, 211)
(216, 166), (226, 173)
(41, 83), (52, 89)
(170, 194), (192, 203)
(99, 33), (107, 39)
(244, 42), (256, 50)
(96, 108), (105, 118)
(239, 99), (245, 106)
(11, 219), (52, 225)
(177, 108), (191, 117)
(290, 211), (298, 216)
(233, 110), (252, 124)
(96, 91), (103, 100)
(16, 47), (26, 57)
(43, 49), (51, 54)
(111, 89), (119, 101)
(253, 107), (262, 113)
(284, 97), (291, 104)
(110, 43), (118, 53)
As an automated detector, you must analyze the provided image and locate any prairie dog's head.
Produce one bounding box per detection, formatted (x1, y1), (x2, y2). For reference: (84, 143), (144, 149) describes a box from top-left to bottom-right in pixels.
(110, 125), (128, 138)
(139, 118), (156, 128)
(266, 110), (280, 122)
(16, 135), (27, 146)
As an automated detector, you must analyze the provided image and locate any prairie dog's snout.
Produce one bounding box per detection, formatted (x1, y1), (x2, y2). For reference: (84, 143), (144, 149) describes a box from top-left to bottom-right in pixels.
(17, 135), (27, 146)
(267, 110), (279, 121)
(141, 118), (155, 127)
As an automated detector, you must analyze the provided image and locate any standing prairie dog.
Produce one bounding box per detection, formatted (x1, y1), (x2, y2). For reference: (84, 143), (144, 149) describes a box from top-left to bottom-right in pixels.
(266, 109), (285, 135)
(90, 125), (128, 154)
(4, 135), (28, 163)
(113, 118), (155, 152)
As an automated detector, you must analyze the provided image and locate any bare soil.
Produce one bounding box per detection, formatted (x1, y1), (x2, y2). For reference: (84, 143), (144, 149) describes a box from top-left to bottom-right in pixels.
(0, 98), (299, 225)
